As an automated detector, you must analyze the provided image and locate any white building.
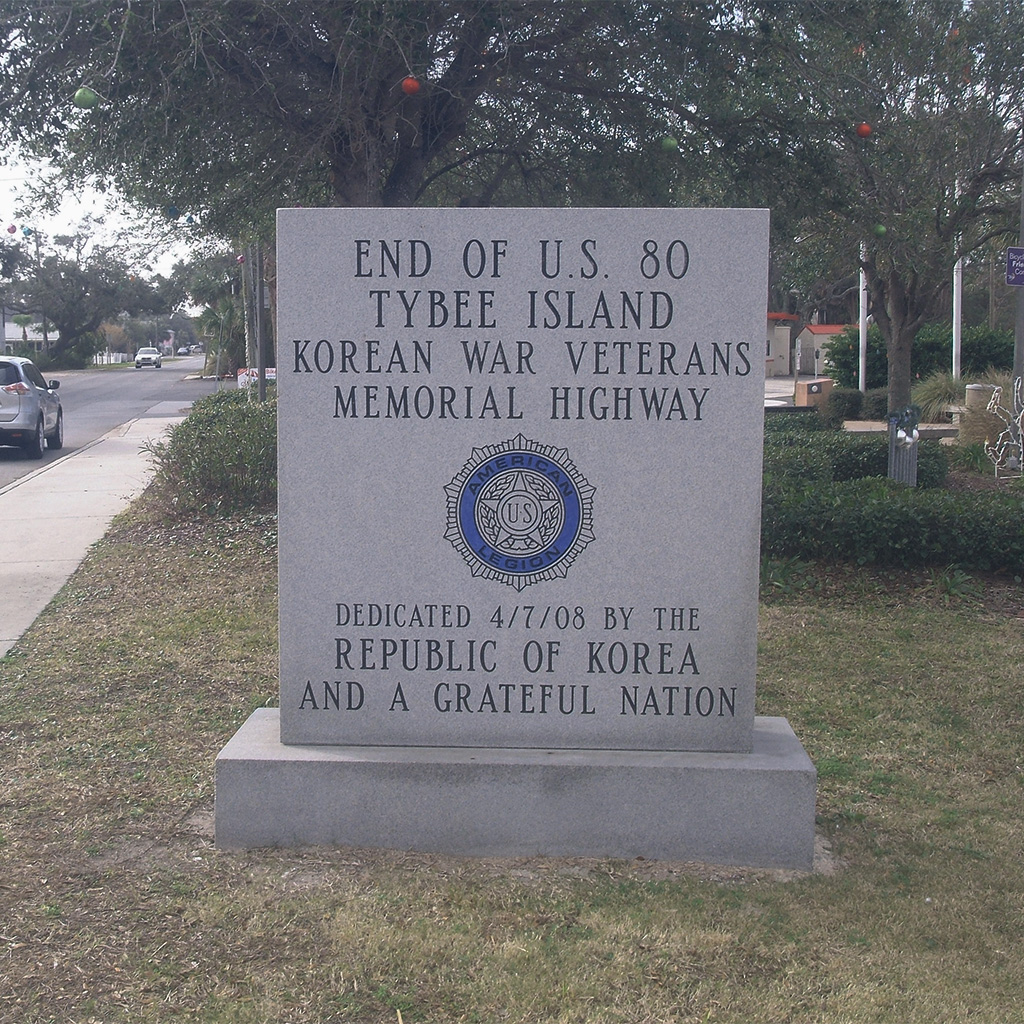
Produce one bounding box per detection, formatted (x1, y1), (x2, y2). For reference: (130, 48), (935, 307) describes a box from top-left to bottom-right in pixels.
(2, 307), (56, 355)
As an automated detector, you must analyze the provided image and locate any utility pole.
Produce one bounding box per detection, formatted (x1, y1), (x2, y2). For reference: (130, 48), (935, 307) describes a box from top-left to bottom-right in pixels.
(858, 243), (868, 392)
(1015, 156), (1024, 384)
(256, 241), (266, 402)
(34, 230), (48, 351)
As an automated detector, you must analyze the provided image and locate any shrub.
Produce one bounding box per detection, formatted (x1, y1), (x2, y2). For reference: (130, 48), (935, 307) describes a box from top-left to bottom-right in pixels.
(763, 409), (827, 435)
(27, 344), (94, 371)
(763, 431), (948, 489)
(762, 477), (1024, 573)
(957, 325), (1014, 374)
(912, 371), (967, 424)
(757, 415), (1012, 573)
(821, 387), (862, 427)
(947, 442), (991, 474)
(144, 388), (277, 516)
(914, 441), (950, 489)
(824, 326), (886, 389)
(861, 388), (889, 419)
(823, 323), (1014, 390)
(763, 435), (836, 486)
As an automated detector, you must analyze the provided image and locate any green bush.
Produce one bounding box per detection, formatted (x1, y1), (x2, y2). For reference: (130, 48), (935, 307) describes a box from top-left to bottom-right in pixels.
(911, 371), (967, 423)
(955, 325), (1015, 374)
(861, 388), (889, 419)
(763, 436), (836, 486)
(144, 388), (277, 516)
(824, 324), (1014, 390)
(756, 415), (1023, 573)
(824, 326), (887, 389)
(139, 385), (1018, 574)
(763, 409), (827, 434)
(25, 339), (98, 371)
(947, 442), (991, 474)
(820, 387), (862, 427)
(763, 431), (948, 489)
(762, 478), (1024, 573)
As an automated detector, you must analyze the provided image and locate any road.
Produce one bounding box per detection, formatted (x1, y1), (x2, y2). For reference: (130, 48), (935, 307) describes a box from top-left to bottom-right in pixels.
(0, 354), (224, 489)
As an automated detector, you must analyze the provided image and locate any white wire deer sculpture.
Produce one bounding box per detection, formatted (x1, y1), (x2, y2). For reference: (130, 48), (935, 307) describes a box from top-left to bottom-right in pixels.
(984, 377), (1023, 477)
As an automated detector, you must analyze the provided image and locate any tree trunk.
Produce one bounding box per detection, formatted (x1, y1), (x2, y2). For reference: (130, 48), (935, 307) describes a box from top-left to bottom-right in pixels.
(242, 248), (257, 370)
(864, 261), (926, 413)
(886, 322), (915, 412)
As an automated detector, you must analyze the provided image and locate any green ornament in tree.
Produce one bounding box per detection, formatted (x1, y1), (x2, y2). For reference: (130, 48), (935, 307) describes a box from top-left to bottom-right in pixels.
(872, 223), (886, 237)
(660, 136), (679, 151)
(73, 86), (99, 109)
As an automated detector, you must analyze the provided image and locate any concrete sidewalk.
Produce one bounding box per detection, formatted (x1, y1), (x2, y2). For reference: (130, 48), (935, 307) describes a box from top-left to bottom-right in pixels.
(764, 375), (797, 407)
(0, 402), (193, 657)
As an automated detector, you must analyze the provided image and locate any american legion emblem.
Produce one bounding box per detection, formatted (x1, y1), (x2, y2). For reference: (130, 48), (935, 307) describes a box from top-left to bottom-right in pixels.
(444, 435), (595, 591)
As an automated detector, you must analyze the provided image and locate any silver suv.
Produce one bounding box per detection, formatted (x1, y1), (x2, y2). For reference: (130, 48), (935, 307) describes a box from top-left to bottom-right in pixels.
(0, 356), (63, 458)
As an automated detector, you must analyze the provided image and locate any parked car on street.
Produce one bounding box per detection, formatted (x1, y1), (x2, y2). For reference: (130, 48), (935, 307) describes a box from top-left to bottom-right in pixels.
(0, 356), (63, 458)
(176, 346), (190, 355)
(135, 347), (162, 368)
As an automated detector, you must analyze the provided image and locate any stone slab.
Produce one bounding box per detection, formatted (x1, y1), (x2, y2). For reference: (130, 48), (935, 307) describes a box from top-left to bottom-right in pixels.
(276, 207), (769, 753)
(215, 709), (816, 869)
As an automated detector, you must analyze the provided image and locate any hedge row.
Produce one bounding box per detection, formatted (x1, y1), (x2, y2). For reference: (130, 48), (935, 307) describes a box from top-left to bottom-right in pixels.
(763, 430), (949, 489)
(762, 477), (1024, 573)
(818, 387), (890, 424)
(153, 392), (1023, 575)
(761, 411), (1024, 574)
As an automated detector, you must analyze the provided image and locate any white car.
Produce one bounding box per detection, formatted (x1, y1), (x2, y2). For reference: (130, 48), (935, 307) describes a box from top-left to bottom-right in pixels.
(135, 347), (162, 368)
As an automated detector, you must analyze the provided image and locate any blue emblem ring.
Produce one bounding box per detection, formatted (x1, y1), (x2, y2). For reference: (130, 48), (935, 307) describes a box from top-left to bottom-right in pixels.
(456, 450), (582, 576)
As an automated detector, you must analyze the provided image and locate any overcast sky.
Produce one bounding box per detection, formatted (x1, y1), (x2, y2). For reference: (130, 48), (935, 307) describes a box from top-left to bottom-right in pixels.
(0, 157), (190, 277)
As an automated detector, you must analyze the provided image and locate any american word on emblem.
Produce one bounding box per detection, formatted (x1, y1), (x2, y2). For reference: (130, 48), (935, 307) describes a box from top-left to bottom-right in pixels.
(444, 435), (596, 591)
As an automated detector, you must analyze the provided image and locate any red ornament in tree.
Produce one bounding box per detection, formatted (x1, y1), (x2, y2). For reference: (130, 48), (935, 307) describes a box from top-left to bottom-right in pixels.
(856, 122), (872, 138)
(401, 76), (421, 95)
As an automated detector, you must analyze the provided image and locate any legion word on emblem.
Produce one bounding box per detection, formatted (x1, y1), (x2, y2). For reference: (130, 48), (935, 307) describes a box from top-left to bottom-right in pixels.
(444, 435), (596, 590)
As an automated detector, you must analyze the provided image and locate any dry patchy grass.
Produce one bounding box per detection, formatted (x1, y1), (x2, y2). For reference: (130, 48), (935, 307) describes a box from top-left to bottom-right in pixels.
(1, 509), (1022, 1023)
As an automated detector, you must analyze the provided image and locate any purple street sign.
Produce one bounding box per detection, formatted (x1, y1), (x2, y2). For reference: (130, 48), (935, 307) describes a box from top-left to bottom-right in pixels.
(1006, 247), (1024, 286)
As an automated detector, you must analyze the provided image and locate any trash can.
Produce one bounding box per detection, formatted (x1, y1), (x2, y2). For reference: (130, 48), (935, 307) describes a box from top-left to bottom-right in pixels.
(964, 383), (995, 411)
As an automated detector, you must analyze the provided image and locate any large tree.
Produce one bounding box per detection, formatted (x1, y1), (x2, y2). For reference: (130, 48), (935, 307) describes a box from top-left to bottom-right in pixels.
(0, 225), (167, 361)
(28, 1), (1024, 404)
(3, 1), (1017, 408)
(0, 3), (822, 232)
(0, 1), (837, 374)
(772, 0), (1024, 410)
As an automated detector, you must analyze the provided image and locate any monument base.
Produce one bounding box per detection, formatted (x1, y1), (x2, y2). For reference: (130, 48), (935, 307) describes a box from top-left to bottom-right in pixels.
(214, 710), (816, 870)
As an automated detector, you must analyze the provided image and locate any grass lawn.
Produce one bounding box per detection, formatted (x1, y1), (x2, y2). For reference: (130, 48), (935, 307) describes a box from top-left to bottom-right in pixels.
(1, 509), (1022, 1023)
